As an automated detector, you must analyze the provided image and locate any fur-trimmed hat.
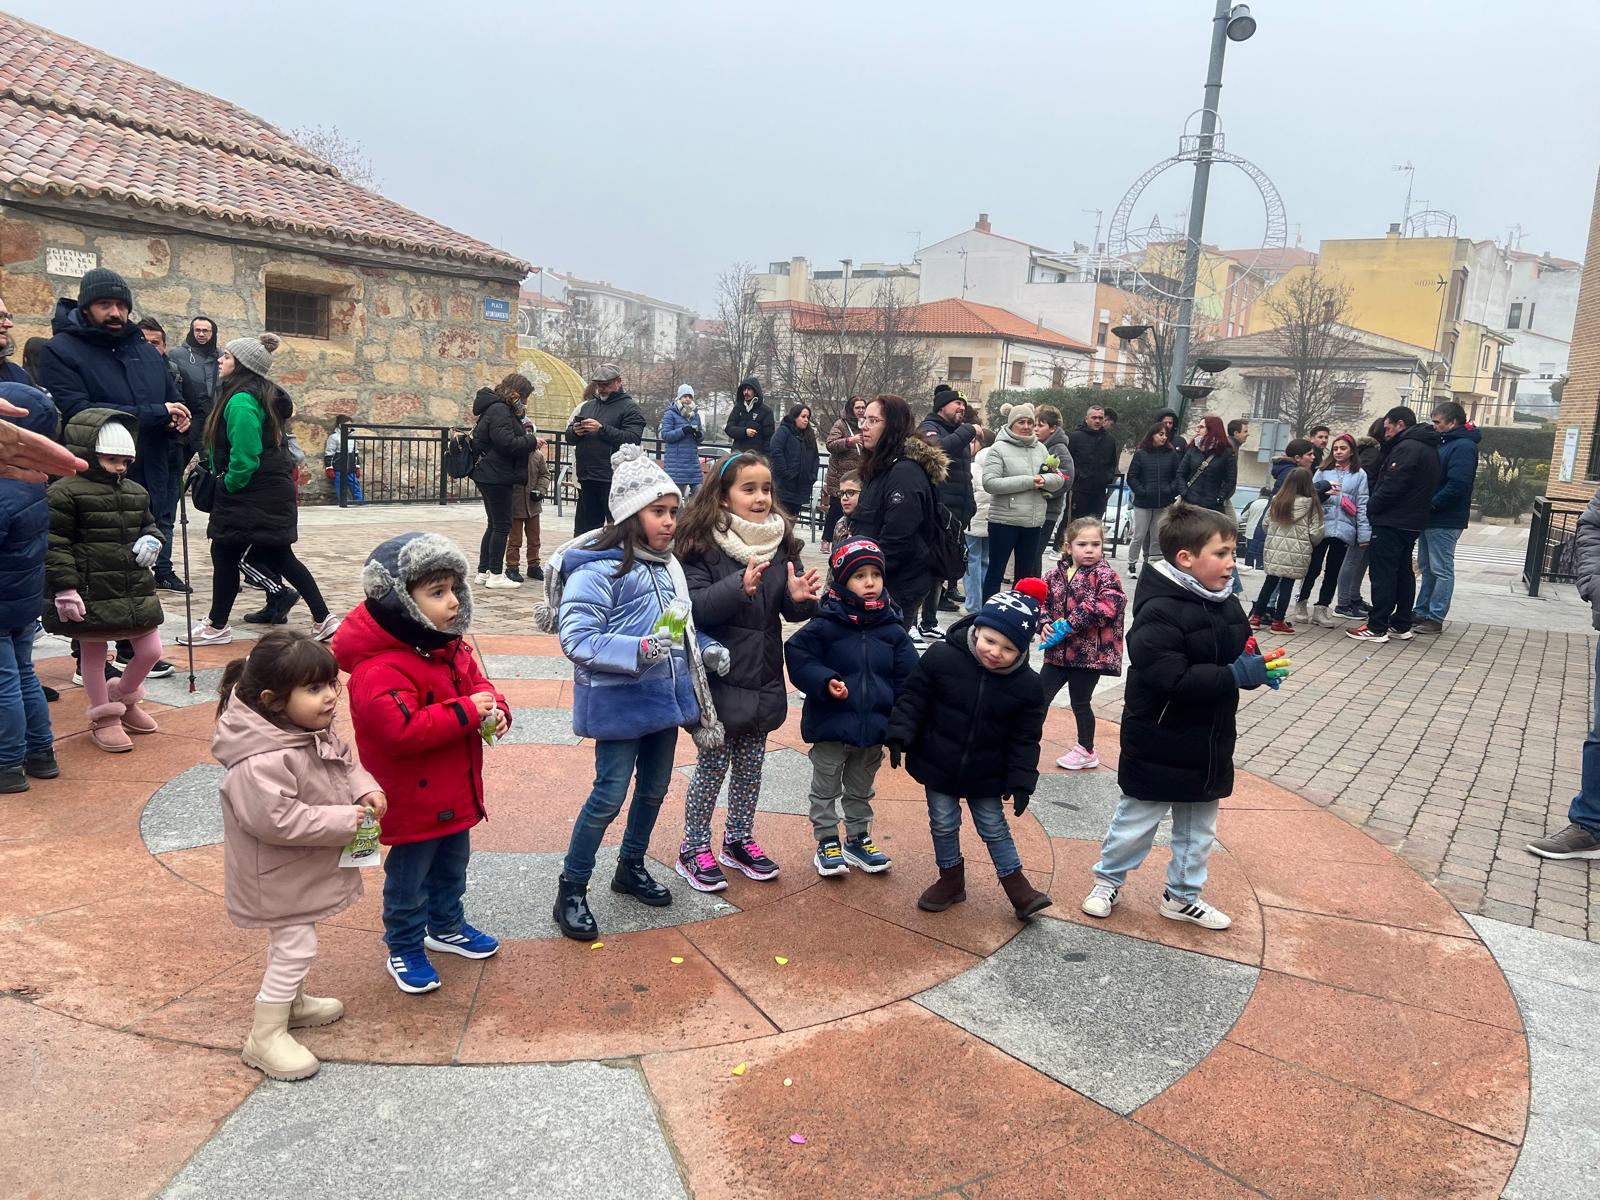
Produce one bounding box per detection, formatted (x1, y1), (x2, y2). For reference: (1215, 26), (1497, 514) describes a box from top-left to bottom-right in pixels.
(360, 531), (472, 636)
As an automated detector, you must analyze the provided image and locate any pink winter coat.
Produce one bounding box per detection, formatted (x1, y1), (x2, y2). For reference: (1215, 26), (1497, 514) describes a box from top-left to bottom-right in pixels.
(1042, 557), (1127, 674)
(214, 695), (381, 929)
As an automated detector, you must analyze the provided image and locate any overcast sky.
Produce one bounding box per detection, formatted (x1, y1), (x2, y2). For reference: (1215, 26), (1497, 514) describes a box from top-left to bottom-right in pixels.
(14, 0), (1600, 311)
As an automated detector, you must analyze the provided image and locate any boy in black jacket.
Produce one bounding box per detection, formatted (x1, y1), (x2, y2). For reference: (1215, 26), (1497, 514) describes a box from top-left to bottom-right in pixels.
(1083, 503), (1276, 930)
(887, 579), (1052, 919)
(785, 539), (919, 877)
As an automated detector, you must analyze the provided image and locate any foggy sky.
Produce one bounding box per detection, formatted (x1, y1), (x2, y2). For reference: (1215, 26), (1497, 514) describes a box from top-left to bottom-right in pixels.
(10, 0), (1599, 312)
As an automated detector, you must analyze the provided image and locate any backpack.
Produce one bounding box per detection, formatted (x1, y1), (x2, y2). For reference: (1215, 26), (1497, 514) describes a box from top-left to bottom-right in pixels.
(924, 495), (966, 582)
(444, 429), (478, 479)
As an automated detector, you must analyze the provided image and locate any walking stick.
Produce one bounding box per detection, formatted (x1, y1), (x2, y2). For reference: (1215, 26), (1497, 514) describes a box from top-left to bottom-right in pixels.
(178, 473), (197, 694)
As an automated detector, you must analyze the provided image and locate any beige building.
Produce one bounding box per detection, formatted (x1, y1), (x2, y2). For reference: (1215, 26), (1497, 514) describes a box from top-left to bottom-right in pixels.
(0, 13), (529, 492)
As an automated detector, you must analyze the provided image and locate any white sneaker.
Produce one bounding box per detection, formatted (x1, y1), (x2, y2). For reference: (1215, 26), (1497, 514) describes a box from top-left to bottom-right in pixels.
(476, 571), (490, 585)
(309, 614), (342, 642)
(1082, 882), (1120, 918)
(907, 627), (927, 650)
(483, 573), (522, 590)
(176, 621), (233, 646)
(1159, 892), (1232, 930)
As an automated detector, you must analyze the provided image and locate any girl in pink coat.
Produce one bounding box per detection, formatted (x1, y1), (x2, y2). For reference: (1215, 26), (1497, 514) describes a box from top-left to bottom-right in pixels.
(1040, 518), (1127, 772)
(214, 629), (386, 1082)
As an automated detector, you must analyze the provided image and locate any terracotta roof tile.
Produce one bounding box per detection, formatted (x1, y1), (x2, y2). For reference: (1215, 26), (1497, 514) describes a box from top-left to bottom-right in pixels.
(0, 14), (528, 277)
(769, 298), (1091, 353)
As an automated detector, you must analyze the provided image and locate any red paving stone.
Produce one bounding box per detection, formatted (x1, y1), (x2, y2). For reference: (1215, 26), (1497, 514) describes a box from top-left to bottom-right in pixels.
(964, 1120), (1262, 1198)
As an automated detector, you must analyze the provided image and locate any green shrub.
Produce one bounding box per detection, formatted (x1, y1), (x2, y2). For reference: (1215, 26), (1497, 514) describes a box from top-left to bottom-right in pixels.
(1474, 450), (1538, 519)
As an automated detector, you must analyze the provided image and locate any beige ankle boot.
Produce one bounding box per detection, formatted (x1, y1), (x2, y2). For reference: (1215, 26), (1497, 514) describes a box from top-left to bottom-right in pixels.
(107, 680), (159, 734)
(1291, 600), (1309, 623)
(87, 702), (132, 753)
(288, 983), (345, 1029)
(1310, 604), (1337, 627)
(241, 1000), (320, 1080)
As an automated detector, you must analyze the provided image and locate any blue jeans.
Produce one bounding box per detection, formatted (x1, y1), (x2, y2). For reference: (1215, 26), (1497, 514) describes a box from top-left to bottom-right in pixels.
(1094, 795), (1219, 903)
(926, 789), (1022, 878)
(0, 623), (53, 767)
(153, 446), (182, 575)
(563, 727), (678, 883)
(963, 533), (988, 611)
(382, 830), (472, 952)
(1570, 640), (1600, 835)
(1413, 527), (1461, 621)
(335, 472), (365, 504)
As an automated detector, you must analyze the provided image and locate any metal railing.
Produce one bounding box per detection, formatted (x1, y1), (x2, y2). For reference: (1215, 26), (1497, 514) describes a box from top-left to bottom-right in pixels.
(1522, 495), (1588, 596)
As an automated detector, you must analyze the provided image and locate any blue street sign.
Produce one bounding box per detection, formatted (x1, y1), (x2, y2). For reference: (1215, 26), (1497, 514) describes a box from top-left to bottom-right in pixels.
(483, 297), (511, 322)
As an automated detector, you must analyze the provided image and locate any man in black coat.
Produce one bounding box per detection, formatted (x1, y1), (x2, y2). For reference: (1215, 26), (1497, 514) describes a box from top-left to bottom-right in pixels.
(1067, 404), (1119, 520)
(168, 315), (219, 456)
(0, 293), (30, 386)
(567, 363), (645, 535)
(916, 383), (978, 623)
(1350, 406), (1441, 643)
(725, 377), (774, 454)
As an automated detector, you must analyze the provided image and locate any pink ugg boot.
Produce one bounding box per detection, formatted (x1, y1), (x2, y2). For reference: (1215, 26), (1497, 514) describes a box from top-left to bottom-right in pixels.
(107, 680), (159, 734)
(88, 702), (132, 752)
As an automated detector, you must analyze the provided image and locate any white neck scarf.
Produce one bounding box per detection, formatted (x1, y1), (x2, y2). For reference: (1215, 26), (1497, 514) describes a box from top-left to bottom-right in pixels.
(712, 511), (785, 566)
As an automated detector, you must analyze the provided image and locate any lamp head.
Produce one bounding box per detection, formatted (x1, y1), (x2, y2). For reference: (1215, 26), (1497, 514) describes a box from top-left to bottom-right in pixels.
(1226, 4), (1256, 41)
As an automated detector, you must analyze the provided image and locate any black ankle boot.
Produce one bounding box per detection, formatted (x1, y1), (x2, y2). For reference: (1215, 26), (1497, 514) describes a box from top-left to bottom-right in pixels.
(611, 857), (672, 907)
(553, 875), (598, 940)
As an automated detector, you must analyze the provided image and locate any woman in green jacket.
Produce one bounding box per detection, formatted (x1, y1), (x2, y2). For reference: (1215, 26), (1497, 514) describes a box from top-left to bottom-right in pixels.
(179, 333), (337, 647)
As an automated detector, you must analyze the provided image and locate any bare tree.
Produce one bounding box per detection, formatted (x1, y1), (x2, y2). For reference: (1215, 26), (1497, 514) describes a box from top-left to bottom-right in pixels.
(712, 263), (764, 395)
(1260, 266), (1354, 435)
(1113, 245), (1223, 402)
(292, 124), (382, 189)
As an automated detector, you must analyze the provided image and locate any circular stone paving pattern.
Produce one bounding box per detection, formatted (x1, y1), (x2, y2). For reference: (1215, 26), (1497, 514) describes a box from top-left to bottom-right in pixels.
(5, 634), (1532, 1199)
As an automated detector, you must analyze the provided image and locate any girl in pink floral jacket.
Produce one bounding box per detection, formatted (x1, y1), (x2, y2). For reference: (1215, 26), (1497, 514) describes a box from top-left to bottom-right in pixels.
(1040, 518), (1127, 771)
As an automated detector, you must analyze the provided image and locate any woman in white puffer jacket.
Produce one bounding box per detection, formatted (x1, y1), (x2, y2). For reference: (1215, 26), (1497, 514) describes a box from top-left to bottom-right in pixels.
(980, 404), (1063, 600)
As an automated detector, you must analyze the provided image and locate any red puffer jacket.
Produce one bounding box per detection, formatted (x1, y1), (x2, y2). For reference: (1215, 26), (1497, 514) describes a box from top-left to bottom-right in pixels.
(332, 601), (510, 846)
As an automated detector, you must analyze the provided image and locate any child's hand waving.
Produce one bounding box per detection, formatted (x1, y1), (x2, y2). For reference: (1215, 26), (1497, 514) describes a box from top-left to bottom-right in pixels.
(786, 562), (822, 603)
(742, 558), (768, 595)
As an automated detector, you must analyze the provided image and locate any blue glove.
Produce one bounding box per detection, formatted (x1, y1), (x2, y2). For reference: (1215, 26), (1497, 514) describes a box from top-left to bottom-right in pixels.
(1040, 619), (1072, 649)
(1229, 651), (1269, 690)
(132, 535), (161, 568)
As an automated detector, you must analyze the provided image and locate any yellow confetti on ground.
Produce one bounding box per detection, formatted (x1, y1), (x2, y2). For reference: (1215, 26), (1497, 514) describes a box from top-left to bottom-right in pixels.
(731, 1063), (747, 1076)
(783, 1078), (793, 1087)
(590, 942), (604, 950)
(670, 956), (685, 964)
(774, 956), (789, 965)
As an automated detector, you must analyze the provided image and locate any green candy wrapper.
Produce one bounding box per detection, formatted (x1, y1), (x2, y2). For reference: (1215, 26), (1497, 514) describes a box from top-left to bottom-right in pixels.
(480, 711), (498, 746)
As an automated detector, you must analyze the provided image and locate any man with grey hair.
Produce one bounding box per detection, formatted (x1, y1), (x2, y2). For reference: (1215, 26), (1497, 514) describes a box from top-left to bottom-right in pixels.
(1067, 404), (1118, 521)
(567, 363), (645, 535)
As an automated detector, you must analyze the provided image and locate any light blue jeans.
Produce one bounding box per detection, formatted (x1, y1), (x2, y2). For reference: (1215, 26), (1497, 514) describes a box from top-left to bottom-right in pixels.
(1413, 527), (1462, 621)
(0, 623), (52, 767)
(1093, 795), (1220, 903)
(962, 533), (988, 611)
(926, 789), (1022, 878)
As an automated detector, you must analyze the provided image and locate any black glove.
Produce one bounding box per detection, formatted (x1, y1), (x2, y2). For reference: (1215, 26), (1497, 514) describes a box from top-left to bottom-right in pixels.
(1010, 791), (1031, 816)
(887, 742), (904, 771)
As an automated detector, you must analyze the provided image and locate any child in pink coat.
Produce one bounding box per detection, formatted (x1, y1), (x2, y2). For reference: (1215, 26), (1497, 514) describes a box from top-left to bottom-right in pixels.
(214, 629), (386, 1082)
(1041, 518), (1127, 770)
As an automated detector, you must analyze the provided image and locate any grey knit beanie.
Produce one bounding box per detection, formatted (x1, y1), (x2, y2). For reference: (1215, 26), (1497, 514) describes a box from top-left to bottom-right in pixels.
(361, 531), (472, 635)
(608, 444), (680, 523)
(224, 331), (279, 377)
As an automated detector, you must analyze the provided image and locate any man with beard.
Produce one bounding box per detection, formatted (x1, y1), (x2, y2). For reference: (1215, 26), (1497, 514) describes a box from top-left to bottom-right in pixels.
(168, 315), (218, 458)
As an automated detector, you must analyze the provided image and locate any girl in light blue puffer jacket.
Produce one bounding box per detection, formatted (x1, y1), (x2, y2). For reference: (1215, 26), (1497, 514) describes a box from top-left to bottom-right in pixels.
(1296, 433), (1370, 626)
(535, 446), (727, 940)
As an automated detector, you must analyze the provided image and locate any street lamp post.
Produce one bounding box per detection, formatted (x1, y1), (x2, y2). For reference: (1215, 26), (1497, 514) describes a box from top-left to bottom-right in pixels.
(1167, 1), (1257, 429)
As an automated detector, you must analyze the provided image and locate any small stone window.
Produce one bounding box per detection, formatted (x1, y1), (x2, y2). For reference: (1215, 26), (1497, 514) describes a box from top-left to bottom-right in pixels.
(266, 287), (330, 339)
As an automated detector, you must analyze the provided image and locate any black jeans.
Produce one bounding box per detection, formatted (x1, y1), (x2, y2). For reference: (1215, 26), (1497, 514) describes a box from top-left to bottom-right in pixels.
(897, 587), (928, 633)
(984, 523), (1042, 601)
(1072, 489), (1108, 521)
(209, 541), (328, 627)
(153, 443), (183, 576)
(822, 495), (845, 542)
(1367, 526), (1419, 635)
(477, 482), (514, 574)
(1297, 538), (1350, 607)
(574, 480), (609, 537)
(1041, 664), (1099, 749)
(1250, 575), (1296, 621)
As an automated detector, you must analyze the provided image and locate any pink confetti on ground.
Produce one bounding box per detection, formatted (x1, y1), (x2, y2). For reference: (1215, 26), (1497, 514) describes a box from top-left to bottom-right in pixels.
(789, 1134), (807, 1145)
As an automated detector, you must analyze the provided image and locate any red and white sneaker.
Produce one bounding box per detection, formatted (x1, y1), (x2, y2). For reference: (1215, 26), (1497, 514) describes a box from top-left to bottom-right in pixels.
(720, 835), (781, 881)
(675, 845), (728, 893)
(1346, 625), (1389, 643)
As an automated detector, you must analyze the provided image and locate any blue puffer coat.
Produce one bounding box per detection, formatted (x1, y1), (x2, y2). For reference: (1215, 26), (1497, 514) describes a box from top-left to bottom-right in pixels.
(0, 383), (57, 631)
(1429, 425), (1481, 530)
(659, 403), (703, 488)
(1314, 464), (1370, 545)
(784, 591), (919, 747)
(558, 546), (715, 740)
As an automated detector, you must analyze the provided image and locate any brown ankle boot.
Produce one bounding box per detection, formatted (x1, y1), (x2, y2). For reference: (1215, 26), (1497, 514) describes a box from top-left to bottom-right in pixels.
(1000, 869), (1053, 919)
(917, 861), (966, 912)
(88, 702), (132, 753)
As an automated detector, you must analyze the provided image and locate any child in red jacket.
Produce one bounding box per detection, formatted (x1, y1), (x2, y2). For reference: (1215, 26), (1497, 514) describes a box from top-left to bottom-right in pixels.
(332, 532), (509, 995)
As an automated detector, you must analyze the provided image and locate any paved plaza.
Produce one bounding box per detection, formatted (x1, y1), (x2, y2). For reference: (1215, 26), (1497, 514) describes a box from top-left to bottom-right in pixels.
(2, 504), (1596, 1197)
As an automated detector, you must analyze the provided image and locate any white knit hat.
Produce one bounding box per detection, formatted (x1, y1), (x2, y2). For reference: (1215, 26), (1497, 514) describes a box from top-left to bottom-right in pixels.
(95, 418), (137, 457)
(608, 444), (680, 523)
(675, 383), (695, 399)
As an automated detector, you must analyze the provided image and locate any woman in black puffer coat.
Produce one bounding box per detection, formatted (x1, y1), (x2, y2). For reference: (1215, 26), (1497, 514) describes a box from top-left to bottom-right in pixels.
(470, 372), (536, 587)
(1125, 421), (1182, 573)
(768, 403), (820, 517)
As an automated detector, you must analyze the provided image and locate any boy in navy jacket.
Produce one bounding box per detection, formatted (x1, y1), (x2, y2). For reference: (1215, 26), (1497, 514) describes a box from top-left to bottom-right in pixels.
(784, 539), (918, 876)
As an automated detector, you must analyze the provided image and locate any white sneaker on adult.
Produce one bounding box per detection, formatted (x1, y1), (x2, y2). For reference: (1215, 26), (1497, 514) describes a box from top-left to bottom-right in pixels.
(309, 614), (342, 642)
(176, 621), (233, 646)
(1159, 892), (1232, 929)
(483, 573), (522, 590)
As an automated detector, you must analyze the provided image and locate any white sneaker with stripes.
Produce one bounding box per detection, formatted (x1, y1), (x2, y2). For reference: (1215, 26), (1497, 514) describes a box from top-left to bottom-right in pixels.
(1159, 892), (1232, 930)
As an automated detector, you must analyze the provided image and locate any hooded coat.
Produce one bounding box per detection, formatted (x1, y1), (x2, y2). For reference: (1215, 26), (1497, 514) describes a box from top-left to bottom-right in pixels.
(1369, 422), (1442, 532)
(724, 378), (774, 453)
(42, 408), (163, 637)
(983, 425), (1065, 528)
(769, 415), (820, 512)
(214, 695), (378, 929)
(918, 408), (978, 522)
(469, 387), (535, 487)
(784, 589), (919, 747)
(1429, 424), (1482, 529)
(35, 298), (182, 503)
(567, 388), (646, 483)
(1118, 564), (1251, 803)
(659, 400), (704, 487)
(886, 614), (1046, 799)
(850, 436), (949, 605)
(0, 383), (56, 631)
(205, 382), (298, 546)
(169, 318), (218, 450)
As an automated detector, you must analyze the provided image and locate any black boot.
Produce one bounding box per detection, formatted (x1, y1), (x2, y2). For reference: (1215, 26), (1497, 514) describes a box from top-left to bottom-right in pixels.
(611, 857), (672, 907)
(24, 751), (59, 780)
(553, 875), (598, 941)
(245, 588), (300, 626)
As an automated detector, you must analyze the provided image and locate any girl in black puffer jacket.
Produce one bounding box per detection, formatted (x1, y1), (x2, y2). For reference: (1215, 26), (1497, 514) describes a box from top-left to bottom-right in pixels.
(1125, 422), (1182, 574)
(470, 373), (537, 588)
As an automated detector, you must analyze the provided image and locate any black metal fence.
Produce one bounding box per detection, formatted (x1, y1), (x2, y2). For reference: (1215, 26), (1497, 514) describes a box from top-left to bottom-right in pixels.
(1522, 495), (1589, 596)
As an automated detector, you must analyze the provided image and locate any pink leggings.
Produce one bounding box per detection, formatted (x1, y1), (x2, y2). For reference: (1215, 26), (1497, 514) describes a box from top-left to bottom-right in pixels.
(257, 923), (318, 1003)
(81, 629), (163, 709)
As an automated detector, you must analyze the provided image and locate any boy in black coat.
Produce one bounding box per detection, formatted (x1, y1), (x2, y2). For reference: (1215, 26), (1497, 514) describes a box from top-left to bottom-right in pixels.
(887, 579), (1053, 919)
(1083, 503), (1277, 931)
(785, 539), (919, 876)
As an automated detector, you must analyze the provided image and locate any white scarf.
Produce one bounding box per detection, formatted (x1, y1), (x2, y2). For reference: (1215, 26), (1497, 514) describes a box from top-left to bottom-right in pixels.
(1153, 559), (1235, 602)
(712, 511), (786, 566)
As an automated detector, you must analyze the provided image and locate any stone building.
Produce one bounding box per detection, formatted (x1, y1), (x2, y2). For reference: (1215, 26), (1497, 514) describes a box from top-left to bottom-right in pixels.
(1546, 169), (1600, 501)
(0, 13), (528, 491)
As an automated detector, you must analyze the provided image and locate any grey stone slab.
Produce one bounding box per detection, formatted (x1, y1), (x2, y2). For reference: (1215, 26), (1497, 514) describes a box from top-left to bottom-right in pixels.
(1029, 771), (1168, 846)
(916, 919), (1257, 1115)
(675, 746), (816, 817)
(162, 1061), (688, 1200)
(1502, 982), (1600, 1200)
(498, 706), (582, 746)
(1467, 914), (1600, 993)
(482, 654), (573, 681)
(1503, 970), (1600, 1052)
(465, 849), (737, 939)
(139, 763), (226, 853)
(142, 666), (226, 709)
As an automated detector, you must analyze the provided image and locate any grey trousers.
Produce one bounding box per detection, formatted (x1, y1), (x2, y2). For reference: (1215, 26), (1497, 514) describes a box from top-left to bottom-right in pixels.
(807, 741), (884, 840)
(1337, 541), (1369, 608)
(1127, 506), (1165, 570)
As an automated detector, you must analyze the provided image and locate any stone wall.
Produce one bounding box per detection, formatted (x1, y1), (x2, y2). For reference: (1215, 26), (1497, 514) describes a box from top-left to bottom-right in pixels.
(1546, 171), (1600, 501)
(1, 203), (520, 497)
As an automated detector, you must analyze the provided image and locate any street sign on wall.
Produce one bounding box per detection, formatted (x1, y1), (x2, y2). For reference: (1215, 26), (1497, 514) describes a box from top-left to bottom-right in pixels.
(1560, 426), (1580, 483)
(483, 297), (511, 322)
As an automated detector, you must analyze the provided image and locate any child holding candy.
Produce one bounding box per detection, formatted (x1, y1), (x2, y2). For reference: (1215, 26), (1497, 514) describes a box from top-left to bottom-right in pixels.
(1039, 518), (1127, 771)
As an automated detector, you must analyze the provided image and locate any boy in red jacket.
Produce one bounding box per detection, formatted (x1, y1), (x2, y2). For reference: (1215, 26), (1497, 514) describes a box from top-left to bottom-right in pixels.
(332, 532), (509, 994)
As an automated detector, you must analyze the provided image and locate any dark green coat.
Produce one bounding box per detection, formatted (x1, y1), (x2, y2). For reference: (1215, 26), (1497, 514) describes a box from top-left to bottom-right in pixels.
(43, 408), (164, 637)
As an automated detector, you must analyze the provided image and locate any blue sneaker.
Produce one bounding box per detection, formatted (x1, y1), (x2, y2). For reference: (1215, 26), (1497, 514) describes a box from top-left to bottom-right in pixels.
(424, 923), (500, 959)
(842, 834), (892, 873)
(386, 948), (441, 994)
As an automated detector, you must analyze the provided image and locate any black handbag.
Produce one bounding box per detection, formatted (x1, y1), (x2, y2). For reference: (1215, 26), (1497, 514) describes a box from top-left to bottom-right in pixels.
(188, 462), (219, 512)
